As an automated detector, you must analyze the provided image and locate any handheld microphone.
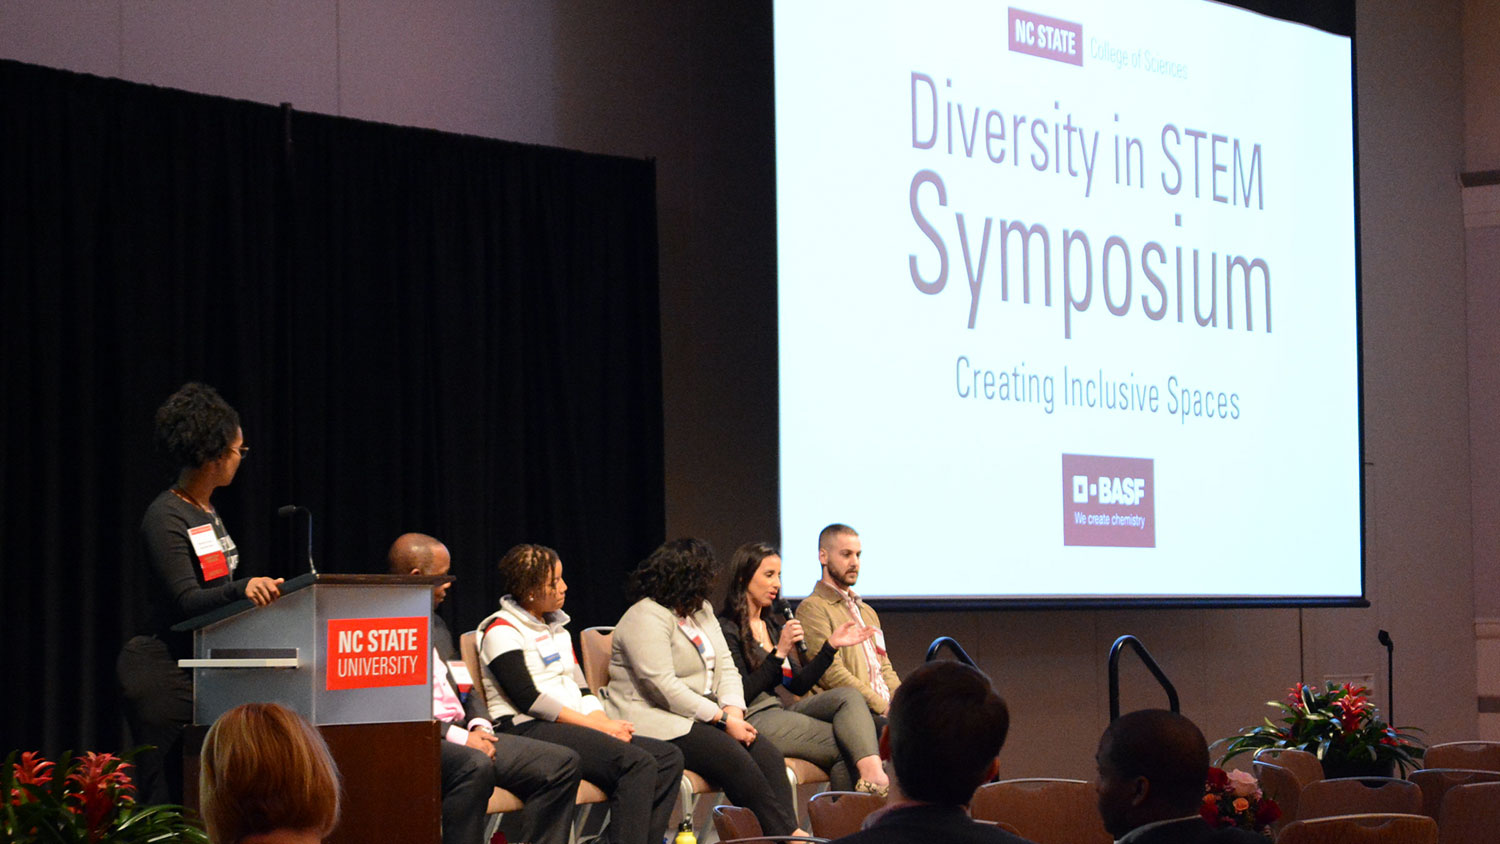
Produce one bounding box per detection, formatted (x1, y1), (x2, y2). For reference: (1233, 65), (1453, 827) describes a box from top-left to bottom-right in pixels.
(773, 598), (807, 660)
(277, 504), (317, 576)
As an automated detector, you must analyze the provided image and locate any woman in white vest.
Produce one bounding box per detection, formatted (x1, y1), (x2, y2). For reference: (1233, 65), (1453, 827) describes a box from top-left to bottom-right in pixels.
(477, 544), (684, 844)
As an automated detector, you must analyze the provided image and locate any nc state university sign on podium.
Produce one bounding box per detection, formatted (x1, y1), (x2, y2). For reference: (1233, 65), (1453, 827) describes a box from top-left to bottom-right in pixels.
(175, 574), (447, 844)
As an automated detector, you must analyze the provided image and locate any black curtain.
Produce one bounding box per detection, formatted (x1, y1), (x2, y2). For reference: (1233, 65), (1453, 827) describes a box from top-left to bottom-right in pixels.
(0, 60), (664, 757)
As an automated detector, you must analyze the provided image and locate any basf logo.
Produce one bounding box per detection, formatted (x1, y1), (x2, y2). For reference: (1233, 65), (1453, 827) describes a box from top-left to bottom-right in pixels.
(1061, 454), (1155, 547)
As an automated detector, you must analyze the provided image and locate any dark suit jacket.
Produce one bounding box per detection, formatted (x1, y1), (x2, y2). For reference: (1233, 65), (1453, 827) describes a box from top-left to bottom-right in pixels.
(1123, 817), (1269, 844)
(831, 803), (1035, 844)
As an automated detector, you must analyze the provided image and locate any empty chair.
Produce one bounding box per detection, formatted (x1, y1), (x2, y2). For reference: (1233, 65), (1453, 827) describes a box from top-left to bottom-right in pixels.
(714, 805), (763, 841)
(1437, 781), (1500, 844)
(1253, 760), (1302, 831)
(1298, 777), (1422, 821)
(968, 778), (1112, 844)
(1278, 813), (1437, 844)
(807, 791), (885, 839)
(578, 626), (614, 693)
(1408, 768), (1500, 819)
(1255, 746), (1325, 786)
(1423, 742), (1500, 773)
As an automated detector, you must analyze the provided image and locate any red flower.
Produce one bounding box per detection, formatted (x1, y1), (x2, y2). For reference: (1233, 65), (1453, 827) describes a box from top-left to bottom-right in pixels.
(1286, 683), (1309, 708)
(1206, 766), (1230, 790)
(1199, 796), (1220, 826)
(10, 751), (55, 806)
(1255, 797), (1282, 826)
(13, 751), (54, 787)
(65, 752), (136, 840)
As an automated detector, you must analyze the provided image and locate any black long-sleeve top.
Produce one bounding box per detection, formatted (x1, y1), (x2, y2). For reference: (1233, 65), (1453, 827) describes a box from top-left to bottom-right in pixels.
(718, 610), (837, 705)
(138, 489), (249, 659)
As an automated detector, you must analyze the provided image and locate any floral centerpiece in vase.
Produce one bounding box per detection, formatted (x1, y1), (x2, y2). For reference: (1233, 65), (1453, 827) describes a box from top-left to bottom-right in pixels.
(1216, 681), (1424, 778)
(1201, 767), (1280, 837)
(4, 750), (209, 843)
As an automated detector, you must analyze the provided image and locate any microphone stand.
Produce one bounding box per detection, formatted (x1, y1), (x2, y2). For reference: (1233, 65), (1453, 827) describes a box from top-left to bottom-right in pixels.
(1377, 630), (1394, 722)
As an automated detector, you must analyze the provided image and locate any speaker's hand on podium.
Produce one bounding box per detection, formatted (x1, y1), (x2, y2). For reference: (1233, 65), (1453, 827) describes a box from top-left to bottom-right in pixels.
(245, 576), (285, 607)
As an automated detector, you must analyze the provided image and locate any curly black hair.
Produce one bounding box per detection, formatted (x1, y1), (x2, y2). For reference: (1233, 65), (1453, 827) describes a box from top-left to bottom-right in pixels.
(153, 382), (241, 469)
(626, 537), (717, 617)
(717, 541), (780, 671)
(496, 543), (561, 606)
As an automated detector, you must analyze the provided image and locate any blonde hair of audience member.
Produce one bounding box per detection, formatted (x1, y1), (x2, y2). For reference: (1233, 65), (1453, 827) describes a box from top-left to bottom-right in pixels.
(200, 702), (342, 844)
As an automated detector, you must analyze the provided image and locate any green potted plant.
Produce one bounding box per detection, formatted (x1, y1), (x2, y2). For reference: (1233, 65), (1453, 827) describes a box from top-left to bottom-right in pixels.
(1215, 681), (1424, 778)
(4, 749), (209, 843)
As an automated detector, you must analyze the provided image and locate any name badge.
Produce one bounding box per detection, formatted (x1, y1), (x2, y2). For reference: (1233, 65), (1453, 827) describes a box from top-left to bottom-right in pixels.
(535, 632), (561, 666)
(448, 660), (474, 692)
(872, 629), (888, 656)
(187, 524), (229, 581)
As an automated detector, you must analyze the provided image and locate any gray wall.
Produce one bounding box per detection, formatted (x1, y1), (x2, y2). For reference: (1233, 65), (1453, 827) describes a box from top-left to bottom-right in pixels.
(0, 0), (1479, 776)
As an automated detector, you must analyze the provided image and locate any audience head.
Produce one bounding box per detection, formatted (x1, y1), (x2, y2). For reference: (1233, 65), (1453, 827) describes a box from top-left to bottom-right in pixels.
(199, 702), (340, 844)
(1094, 709), (1211, 838)
(627, 537), (717, 617)
(386, 532), (452, 607)
(817, 523), (862, 590)
(497, 543), (567, 616)
(154, 382), (242, 470)
(882, 660), (1010, 806)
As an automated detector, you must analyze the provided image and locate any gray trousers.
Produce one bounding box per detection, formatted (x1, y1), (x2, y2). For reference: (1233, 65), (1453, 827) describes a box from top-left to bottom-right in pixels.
(747, 686), (880, 792)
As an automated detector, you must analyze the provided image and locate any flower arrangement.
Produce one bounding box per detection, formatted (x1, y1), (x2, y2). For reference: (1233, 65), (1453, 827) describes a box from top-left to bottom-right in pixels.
(1216, 681), (1425, 777)
(3, 750), (209, 843)
(1201, 766), (1280, 836)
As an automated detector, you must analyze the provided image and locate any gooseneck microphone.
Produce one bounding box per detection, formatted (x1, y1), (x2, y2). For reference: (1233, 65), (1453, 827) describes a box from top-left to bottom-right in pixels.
(773, 597), (808, 660)
(277, 504), (317, 576)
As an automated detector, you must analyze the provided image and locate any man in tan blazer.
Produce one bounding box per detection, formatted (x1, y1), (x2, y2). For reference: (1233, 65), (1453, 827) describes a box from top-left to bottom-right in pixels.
(795, 524), (902, 717)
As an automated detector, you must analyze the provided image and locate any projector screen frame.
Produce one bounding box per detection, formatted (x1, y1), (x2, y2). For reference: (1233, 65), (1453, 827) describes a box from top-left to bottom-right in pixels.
(770, 0), (1367, 611)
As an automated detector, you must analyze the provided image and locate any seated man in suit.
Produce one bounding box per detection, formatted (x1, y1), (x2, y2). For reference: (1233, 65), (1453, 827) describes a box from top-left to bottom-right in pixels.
(1095, 709), (1265, 844)
(388, 533), (580, 844)
(832, 660), (1032, 844)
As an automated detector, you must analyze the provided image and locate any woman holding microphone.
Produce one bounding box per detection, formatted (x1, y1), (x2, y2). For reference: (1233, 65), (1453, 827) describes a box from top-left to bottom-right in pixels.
(718, 541), (889, 795)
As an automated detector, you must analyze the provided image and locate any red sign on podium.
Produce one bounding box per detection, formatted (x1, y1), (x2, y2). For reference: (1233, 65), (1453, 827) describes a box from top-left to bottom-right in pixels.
(326, 617), (428, 691)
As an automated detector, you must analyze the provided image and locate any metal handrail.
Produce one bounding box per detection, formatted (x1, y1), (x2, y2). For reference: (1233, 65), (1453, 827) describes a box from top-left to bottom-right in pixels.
(1108, 635), (1179, 720)
(925, 635), (977, 666)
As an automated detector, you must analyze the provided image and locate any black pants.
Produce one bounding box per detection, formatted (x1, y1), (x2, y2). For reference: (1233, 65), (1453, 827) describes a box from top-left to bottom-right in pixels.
(441, 731), (580, 844)
(670, 721), (797, 835)
(510, 720), (684, 844)
(117, 635), (193, 805)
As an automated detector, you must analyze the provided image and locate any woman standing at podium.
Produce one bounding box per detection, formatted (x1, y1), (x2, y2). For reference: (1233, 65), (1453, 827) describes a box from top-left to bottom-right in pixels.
(116, 382), (283, 805)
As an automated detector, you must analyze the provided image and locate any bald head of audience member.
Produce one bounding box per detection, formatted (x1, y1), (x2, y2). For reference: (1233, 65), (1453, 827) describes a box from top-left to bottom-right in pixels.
(1095, 709), (1211, 838)
(882, 660), (1010, 806)
(200, 702), (341, 844)
(387, 531), (453, 608)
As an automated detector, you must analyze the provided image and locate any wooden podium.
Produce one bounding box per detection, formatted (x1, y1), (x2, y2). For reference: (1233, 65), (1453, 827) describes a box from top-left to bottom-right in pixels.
(175, 574), (447, 844)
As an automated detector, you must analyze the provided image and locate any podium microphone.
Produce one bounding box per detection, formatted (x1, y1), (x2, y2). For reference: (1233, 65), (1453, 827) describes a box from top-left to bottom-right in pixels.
(773, 597), (807, 660)
(1377, 629), (1394, 722)
(278, 504), (317, 576)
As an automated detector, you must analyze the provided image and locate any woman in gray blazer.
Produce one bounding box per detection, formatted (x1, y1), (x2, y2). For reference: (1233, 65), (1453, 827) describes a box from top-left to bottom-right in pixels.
(602, 538), (804, 837)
